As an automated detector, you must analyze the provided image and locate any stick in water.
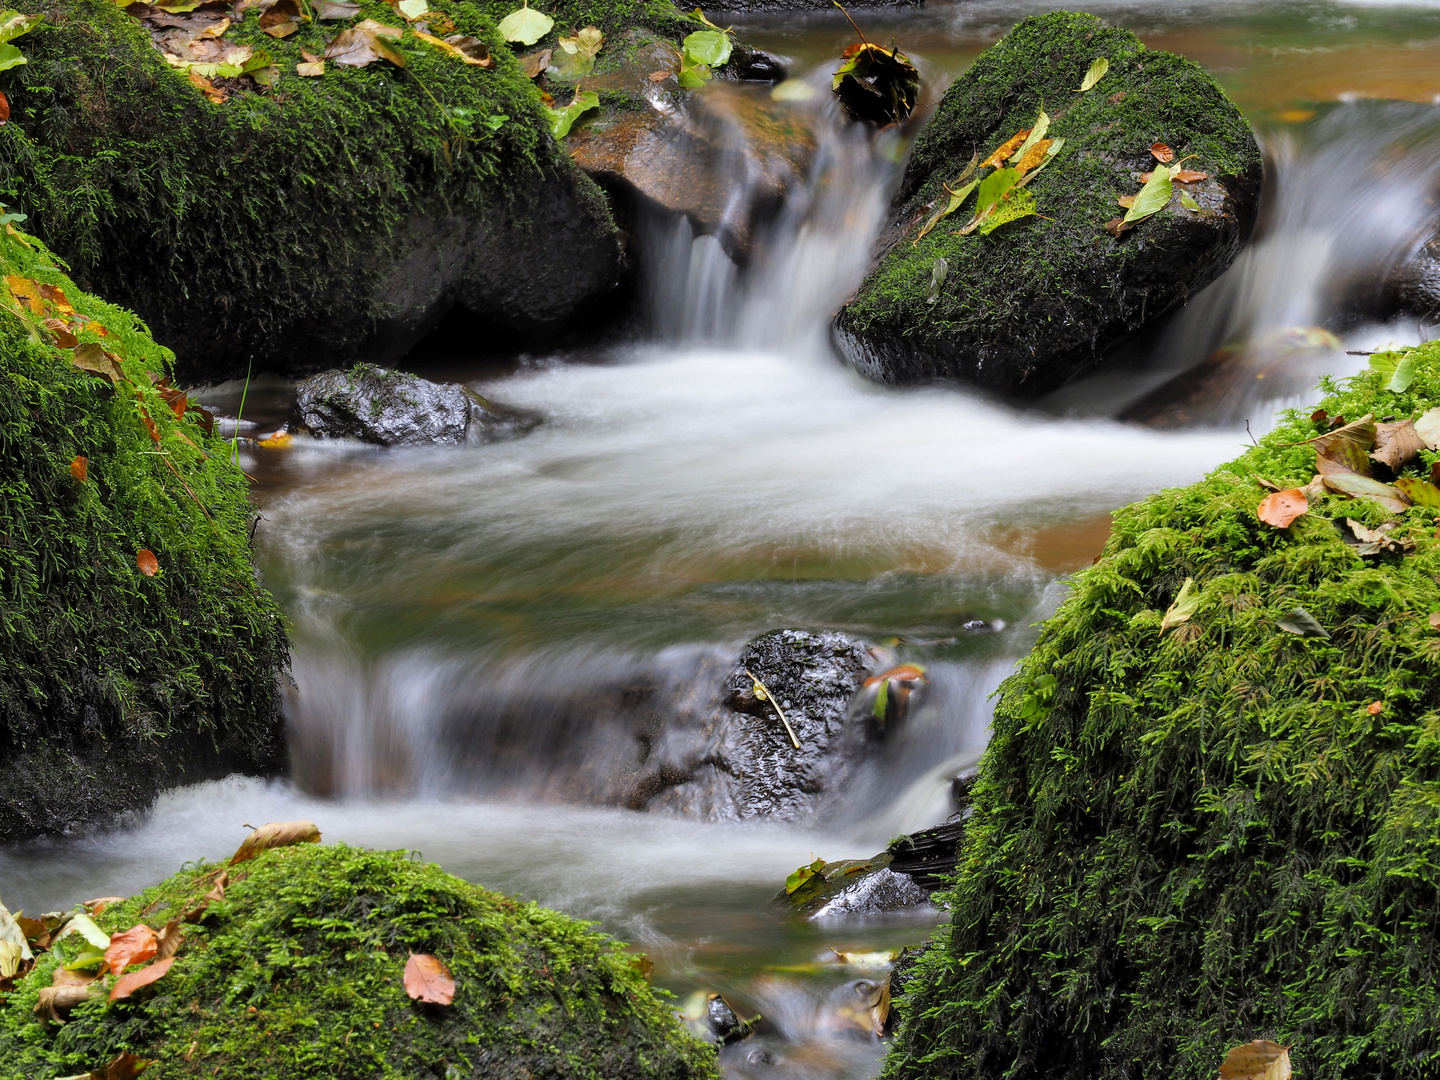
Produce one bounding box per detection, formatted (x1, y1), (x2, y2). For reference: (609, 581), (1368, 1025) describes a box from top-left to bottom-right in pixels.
(742, 667), (801, 749)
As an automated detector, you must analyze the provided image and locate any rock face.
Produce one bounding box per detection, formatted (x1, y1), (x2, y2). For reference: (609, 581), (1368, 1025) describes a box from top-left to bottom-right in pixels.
(836, 12), (1262, 396)
(289, 364), (536, 447)
(884, 346), (1440, 1079)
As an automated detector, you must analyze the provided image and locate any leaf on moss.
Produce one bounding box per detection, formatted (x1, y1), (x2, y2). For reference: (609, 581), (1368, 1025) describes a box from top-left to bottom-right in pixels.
(785, 858), (826, 895)
(1159, 577), (1200, 633)
(1307, 413), (1376, 455)
(103, 925), (158, 975)
(925, 256), (948, 303)
(977, 187), (1036, 234)
(519, 47), (552, 77)
(1257, 488), (1307, 528)
(1122, 165), (1172, 225)
(1414, 406), (1440, 449)
(1371, 419), (1424, 471)
(154, 919), (184, 962)
(55, 912), (110, 951)
(414, 30), (492, 67)
(1395, 477), (1440, 507)
(0, 900), (32, 964)
(313, 0), (359, 17)
(229, 820), (322, 864)
(1369, 349), (1416, 393)
(188, 69), (226, 103)
(1013, 137), (1054, 174)
(914, 165), (978, 245)
(109, 956), (174, 1002)
(1008, 110), (1050, 165)
(1150, 141), (1174, 163)
(1428, 611), (1440, 631)
(1276, 607), (1328, 639)
(45, 317), (78, 348)
(0, 89), (8, 124)
(1340, 517), (1413, 556)
(34, 982), (99, 1023)
(325, 25), (405, 68)
(981, 129), (1030, 171)
(70, 454), (88, 482)
(1321, 469), (1410, 513)
(403, 953), (456, 1005)
(259, 0), (298, 37)
(1075, 55), (1108, 92)
(0, 10), (42, 43)
(296, 58), (324, 76)
(397, 0), (428, 18)
(1217, 1039), (1292, 1080)
(6, 273), (43, 315)
(136, 549), (159, 577)
(498, 2), (553, 46)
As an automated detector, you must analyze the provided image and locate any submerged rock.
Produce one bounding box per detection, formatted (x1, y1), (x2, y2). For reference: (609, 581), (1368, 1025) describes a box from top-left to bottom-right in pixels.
(836, 12), (1262, 395)
(289, 364), (536, 447)
(886, 344), (1440, 1077)
(0, 844), (719, 1079)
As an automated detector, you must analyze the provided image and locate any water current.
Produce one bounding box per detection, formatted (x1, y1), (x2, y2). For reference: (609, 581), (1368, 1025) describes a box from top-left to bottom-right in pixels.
(10, 2), (1440, 1076)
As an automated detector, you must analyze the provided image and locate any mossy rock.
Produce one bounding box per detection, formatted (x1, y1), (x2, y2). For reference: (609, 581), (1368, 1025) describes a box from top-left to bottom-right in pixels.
(0, 222), (286, 841)
(836, 12), (1262, 396)
(884, 343), (1440, 1078)
(0, 843), (721, 1079)
(0, 0), (626, 383)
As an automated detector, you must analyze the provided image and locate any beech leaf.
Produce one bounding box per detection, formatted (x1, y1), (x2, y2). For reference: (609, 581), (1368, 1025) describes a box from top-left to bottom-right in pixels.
(1320, 471), (1410, 514)
(1076, 56), (1108, 92)
(1171, 168), (1208, 183)
(1371, 419), (1424, 472)
(55, 912), (110, 951)
(325, 27), (406, 68)
(914, 168), (977, 246)
(136, 549), (158, 576)
(0, 10), (42, 43)
(1369, 349), (1416, 393)
(498, 2), (553, 46)
(544, 89), (599, 138)
(1179, 189), (1202, 212)
(1150, 141), (1174, 163)
(104, 925), (158, 974)
(1257, 488), (1307, 529)
(1395, 477), (1440, 508)
(1123, 165), (1172, 225)
(1339, 517), (1414, 556)
(1308, 413), (1376, 454)
(109, 957), (174, 1002)
(155, 919), (184, 961)
(1217, 1039), (1292, 1080)
(313, 0), (359, 16)
(229, 819), (322, 864)
(1414, 406), (1440, 450)
(296, 59), (324, 75)
(34, 982), (99, 1023)
(0, 900), (33, 963)
(980, 128), (1030, 171)
(977, 186), (1036, 234)
(925, 256), (948, 304)
(1159, 577), (1200, 633)
(1008, 110), (1050, 165)
(414, 30), (492, 66)
(403, 952), (456, 1005)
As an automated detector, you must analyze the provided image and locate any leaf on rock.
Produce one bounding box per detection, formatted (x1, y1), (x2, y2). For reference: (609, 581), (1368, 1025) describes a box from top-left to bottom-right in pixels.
(1150, 141), (1174, 163)
(104, 925), (158, 974)
(1013, 137), (1055, 174)
(1395, 477), (1440, 508)
(1217, 1039), (1292, 1080)
(403, 953), (455, 1005)
(958, 166), (1020, 234)
(925, 256), (948, 304)
(913, 160), (977, 245)
(519, 47), (551, 77)
(229, 820), (322, 864)
(1159, 577), (1200, 633)
(1179, 189), (1203, 212)
(1008, 109), (1050, 165)
(544, 88), (599, 138)
(1257, 488), (1307, 528)
(498, 2), (553, 46)
(1123, 165), (1173, 225)
(683, 28), (730, 67)
(110, 956), (175, 1002)
(1276, 607), (1329, 639)
(0, 10), (42, 43)
(976, 186), (1036, 234)
(785, 858), (826, 895)
(1372, 419), (1424, 471)
(1075, 55), (1108, 92)
(136, 549), (159, 577)
(981, 129), (1030, 171)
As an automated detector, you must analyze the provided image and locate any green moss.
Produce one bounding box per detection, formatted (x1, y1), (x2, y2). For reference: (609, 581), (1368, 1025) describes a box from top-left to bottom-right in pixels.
(0, 222), (286, 839)
(0, 844), (721, 1080)
(0, 0), (619, 380)
(885, 342), (1440, 1079)
(838, 12), (1261, 394)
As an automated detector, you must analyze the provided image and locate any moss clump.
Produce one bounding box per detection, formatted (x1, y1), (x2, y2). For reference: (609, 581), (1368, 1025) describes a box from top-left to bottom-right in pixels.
(0, 220), (286, 839)
(0, 0), (622, 382)
(0, 844), (721, 1080)
(838, 12), (1262, 396)
(885, 342), (1440, 1079)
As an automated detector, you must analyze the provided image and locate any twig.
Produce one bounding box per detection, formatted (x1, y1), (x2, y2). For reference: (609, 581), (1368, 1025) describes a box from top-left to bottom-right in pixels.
(832, 0), (868, 45)
(160, 451), (213, 521)
(1245, 419), (1257, 446)
(742, 667), (801, 749)
(1345, 350), (1375, 356)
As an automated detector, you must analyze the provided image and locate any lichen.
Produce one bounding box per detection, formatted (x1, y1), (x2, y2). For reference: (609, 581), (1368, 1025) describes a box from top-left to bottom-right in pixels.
(0, 844), (720, 1080)
(884, 342), (1440, 1078)
(0, 221), (286, 839)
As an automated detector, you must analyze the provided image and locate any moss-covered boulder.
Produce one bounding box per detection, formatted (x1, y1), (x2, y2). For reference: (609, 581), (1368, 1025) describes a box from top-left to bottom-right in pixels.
(885, 344), (1440, 1078)
(0, 0), (626, 383)
(0, 222), (286, 841)
(0, 844), (720, 1080)
(836, 13), (1262, 396)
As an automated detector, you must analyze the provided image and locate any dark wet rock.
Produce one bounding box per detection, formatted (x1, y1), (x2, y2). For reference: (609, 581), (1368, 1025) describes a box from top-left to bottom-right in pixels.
(705, 995), (759, 1044)
(887, 818), (966, 891)
(835, 12), (1262, 396)
(712, 0), (918, 11)
(289, 364), (537, 447)
(884, 944), (927, 1035)
(1385, 232), (1440, 321)
(778, 851), (931, 918)
(718, 41), (789, 84)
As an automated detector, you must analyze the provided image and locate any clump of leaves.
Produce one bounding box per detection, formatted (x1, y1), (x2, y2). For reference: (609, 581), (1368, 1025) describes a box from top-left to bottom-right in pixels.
(829, 4), (916, 126)
(679, 27), (732, 88)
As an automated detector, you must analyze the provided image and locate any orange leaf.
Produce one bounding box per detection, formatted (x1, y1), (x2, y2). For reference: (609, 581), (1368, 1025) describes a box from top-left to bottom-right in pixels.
(1257, 489), (1308, 529)
(1150, 141), (1173, 163)
(37, 282), (74, 315)
(981, 129), (1031, 170)
(229, 820), (322, 865)
(104, 925), (158, 975)
(0, 90), (9, 125)
(1367, 701), (1384, 715)
(864, 663), (929, 687)
(403, 953), (455, 1005)
(6, 274), (44, 315)
(95, 1052), (155, 1080)
(1173, 169), (1208, 183)
(1013, 137), (1054, 174)
(136, 549), (158, 577)
(109, 956), (174, 1002)
(70, 455), (88, 483)
(1116, 194), (1136, 209)
(44, 318), (78, 348)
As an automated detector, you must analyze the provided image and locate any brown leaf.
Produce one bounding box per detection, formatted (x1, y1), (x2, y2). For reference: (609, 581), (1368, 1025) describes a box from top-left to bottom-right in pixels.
(414, 30), (492, 66)
(262, 19), (297, 37)
(1321, 472), (1411, 514)
(1217, 1039), (1292, 1080)
(313, 0), (360, 16)
(1367, 700), (1384, 715)
(300, 47), (321, 62)
(1257, 488), (1307, 529)
(187, 69), (226, 104)
(1150, 141), (1174, 163)
(71, 342), (126, 385)
(1253, 475), (1283, 492)
(1315, 438), (1372, 478)
(1341, 517), (1414, 556)
(94, 1052), (156, 1080)
(84, 896), (128, 915)
(403, 952), (455, 1005)
(34, 982), (99, 1022)
(104, 925), (158, 975)
(1173, 169), (1208, 183)
(110, 956), (175, 1002)
(258, 0), (298, 27)
(1104, 216), (1133, 238)
(297, 59), (325, 76)
(325, 27), (406, 67)
(1116, 194), (1135, 209)
(38, 282), (75, 315)
(981, 129), (1030, 170)
(16, 914), (50, 950)
(519, 47), (552, 77)
(1428, 611), (1440, 631)
(154, 919), (184, 962)
(44, 318), (79, 348)
(136, 549), (159, 577)
(204, 871), (229, 902)
(0, 90), (9, 125)
(70, 455), (88, 483)
(229, 820), (322, 864)
(1371, 419), (1424, 472)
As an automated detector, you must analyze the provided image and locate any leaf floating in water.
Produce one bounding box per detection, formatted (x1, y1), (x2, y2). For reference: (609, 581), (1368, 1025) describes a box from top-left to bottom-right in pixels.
(831, 40), (919, 125)
(498, 1), (553, 46)
(1150, 141), (1174, 163)
(1075, 56), (1108, 92)
(1256, 488), (1307, 529)
(403, 953), (456, 1005)
(1276, 607), (1329, 639)
(1217, 1039), (1292, 1080)
(925, 256), (948, 303)
(1159, 577), (1200, 633)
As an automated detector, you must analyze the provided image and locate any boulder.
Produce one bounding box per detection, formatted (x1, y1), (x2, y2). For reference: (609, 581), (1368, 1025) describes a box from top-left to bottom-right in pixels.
(835, 12), (1262, 396)
(289, 364), (537, 447)
(0, 844), (719, 1079)
(885, 344), (1440, 1078)
(0, 222), (286, 842)
(779, 852), (930, 918)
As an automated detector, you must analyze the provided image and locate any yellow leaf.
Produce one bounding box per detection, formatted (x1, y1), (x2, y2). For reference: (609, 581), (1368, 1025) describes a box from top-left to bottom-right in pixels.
(1217, 1040), (1292, 1080)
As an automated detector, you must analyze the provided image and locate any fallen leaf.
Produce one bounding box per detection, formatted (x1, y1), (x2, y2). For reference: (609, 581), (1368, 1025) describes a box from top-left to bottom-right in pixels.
(1367, 700), (1383, 715)
(34, 982), (99, 1022)
(0, 900), (32, 964)
(313, 0), (359, 17)
(925, 256), (948, 304)
(187, 67), (225, 102)
(981, 129), (1031, 171)
(1013, 137), (1055, 174)
(1150, 141), (1174, 163)
(110, 956), (175, 1002)
(0, 11), (42, 44)
(6, 273), (43, 315)
(54, 912), (110, 951)
(1123, 164), (1173, 226)
(1103, 216), (1132, 238)
(1172, 169), (1208, 183)
(1308, 413), (1377, 455)
(325, 26), (406, 67)
(830, 39), (918, 125)
(498, 1), (553, 46)
(785, 858), (826, 896)
(544, 88), (599, 138)
(1276, 607), (1329, 639)
(1160, 577), (1201, 633)
(414, 29), (491, 66)
(154, 919), (184, 962)
(397, 0), (428, 17)
(0, 89), (9, 124)
(70, 455), (88, 482)
(1369, 349), (1416, 393)
(259, 0), (298, 35)
(914, 161), (978, 245)
(1339, 517), (1414, 557)
(1007, 109), (1051, 165)
(1428, 611), (1440, 631)
(1075, 55), (1109, 92)
(1414, 407), (1440, 450)
(1217, 1039), (1292, 1080)
(1320, 471), (1410, 514)
(229, 820), (322, 864)
(519, 47), (551, 77)
(104, 925), (158, 975)
(136, 549), (158, 577)
(1179, 189), (1203, 212)
(0, 939), (22, 978)
(43, 317), (78, 348)
(1257, 488), (1307, 528)
(976, 186), (1036, 234)
(1371, 419), (1424, 471)
(403, 953), (455, 1005)
(1395, 477), (1440, 508)
(296, 59), (324, 76)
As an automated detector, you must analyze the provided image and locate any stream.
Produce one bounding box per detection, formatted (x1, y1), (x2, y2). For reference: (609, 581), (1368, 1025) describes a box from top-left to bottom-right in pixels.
(8, 2), (1440, 1077)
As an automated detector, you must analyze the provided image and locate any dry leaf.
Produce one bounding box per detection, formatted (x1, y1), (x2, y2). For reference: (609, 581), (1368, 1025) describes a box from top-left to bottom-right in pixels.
(44, 317), (78, 348)
(1257, 489), (1307, 529)
(1340, 517), (1414, 557)
(414, 29), (492, 66)
(1116, 194), (1135, 209)
(187, 68), (226, 104)
(155, 919), (184, 961)
(980, 129), (1030, 170)
(110, 956), (175, 1002)
(297, 59), (324, 75)
(1013, 137), (1054, 173)
(1160, 577), (1201, 633)
(403, 952), (456, 1004)
(325, 27), (406, 67)
(104, 925), (158, 974)
(1217, 1039), (1292, 1080)
(6, 274), (43, 315)
(313, 0), (359, 16)
(1321, 471), (1410, 514)
(1428, 611), (1440, 631)
(1413, 406), (1440, 450)
(0, 90), (8, 124)
(1172, 169), (1208, 183)
(70, 455), (88, 482)
(1371, 419), (1425, 472)
(1103, 216), (1133, 238)
(136, 549), (158, 576)
(94, 1052), (156, 1080)
(229, 820), (321, 864)
(1367, 700), (1383, 715)
(1150, 141), (1173, 163)
(520, 47), (552, 77)
(34, 982), (99, 1022)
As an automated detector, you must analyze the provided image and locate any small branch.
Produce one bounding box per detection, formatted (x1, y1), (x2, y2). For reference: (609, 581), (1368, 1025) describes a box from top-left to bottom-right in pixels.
(742, 667), (801, 749)
(832, 0), (868, 45)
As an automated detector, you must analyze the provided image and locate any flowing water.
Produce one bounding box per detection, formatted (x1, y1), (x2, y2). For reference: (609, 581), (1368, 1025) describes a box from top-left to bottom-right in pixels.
(9, 3), (1440, 1077)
